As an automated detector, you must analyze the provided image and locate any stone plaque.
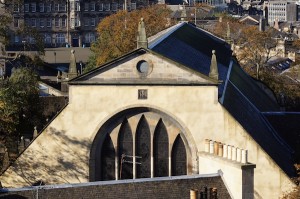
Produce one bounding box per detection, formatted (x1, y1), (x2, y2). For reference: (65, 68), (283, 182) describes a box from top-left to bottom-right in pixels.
(138, 89), (148, 99)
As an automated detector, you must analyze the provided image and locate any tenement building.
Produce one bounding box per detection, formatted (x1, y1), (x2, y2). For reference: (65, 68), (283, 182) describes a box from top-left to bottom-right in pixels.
(266, 1), (298, 26)
(0, 20), (298, 198)
(1, 0), (156, 48)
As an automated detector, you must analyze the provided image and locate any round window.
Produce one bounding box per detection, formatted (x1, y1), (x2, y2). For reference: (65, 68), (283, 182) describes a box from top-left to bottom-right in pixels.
(137, 60), (149, 74)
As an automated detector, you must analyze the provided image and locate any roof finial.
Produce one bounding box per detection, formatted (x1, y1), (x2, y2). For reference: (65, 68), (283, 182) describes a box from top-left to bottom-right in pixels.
(137, 18), (148, 49)
(33, 126), (38, 139)
(209, 50), (218, 80)
(225, 22), (232, 44)
(68, 49), (77, 79)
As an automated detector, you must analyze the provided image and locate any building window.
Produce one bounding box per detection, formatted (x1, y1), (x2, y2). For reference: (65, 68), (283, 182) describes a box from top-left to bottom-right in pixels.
(85, 32), (95, 43)
(47, 18), (52, 27)
(84, 18), (89, 26)
(84, 3), (89, 11)
(39, 3), (44, 12)
(56, 33), (65, 43)
(91, 18), (96, 26)
(131, 3), (136, 10)
(104, 3), (110, 11)
(14, 35), (20, 43)
(60, 3), (66, 11)
(90, 2), (95, 11)
(99, 3), (103, 11)
(54, 3), (59, 11)
(14, 18), (19, 28)
(61, 18), (66, 27)
(55, 18), (59, 27)
(40, 18), (45, 27)
(13, 4), (19, 12)
(24, 4), (29, 12)
(46, 3), (51, 12)
(75, 2), (80, 11)
(31, 3), (36, 12)
(31, 18), (36, 27)
(44, 34), (51, 44)
(112, 3), (118, 11)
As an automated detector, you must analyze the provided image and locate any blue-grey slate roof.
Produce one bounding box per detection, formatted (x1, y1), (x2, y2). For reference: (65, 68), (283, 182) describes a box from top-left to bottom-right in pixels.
(220, 62), (295, 177)
(150, 22), (296, 177)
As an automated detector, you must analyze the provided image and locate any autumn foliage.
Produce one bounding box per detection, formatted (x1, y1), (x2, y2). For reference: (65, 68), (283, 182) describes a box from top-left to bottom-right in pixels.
(211, 16), (300, 110)
(91, 5), (173, 66)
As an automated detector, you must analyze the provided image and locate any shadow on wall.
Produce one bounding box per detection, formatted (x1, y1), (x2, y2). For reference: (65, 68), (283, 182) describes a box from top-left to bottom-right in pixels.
(3, 127), (90, 187)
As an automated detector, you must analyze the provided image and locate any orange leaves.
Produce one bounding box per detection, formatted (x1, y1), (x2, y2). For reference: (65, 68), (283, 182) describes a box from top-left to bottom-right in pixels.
(92, 5), (173, 66)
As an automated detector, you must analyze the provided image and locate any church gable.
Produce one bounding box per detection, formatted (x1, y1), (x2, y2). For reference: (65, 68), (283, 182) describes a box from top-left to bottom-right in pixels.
(70, 49), (217, 85)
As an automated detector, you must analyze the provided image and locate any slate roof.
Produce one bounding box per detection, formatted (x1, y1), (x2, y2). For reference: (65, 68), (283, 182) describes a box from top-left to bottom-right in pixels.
(148, 22), (296, 177)
(264, 112), (300, 162)
(220, 61), (295, 177)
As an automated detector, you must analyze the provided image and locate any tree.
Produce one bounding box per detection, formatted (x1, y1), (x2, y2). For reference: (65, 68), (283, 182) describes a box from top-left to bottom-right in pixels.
(236, 26), (277, 79)
(88, 5), (173, 70)
(212, 15), (246, 44)
(0, 67), (42, 156)
(0, 0), (44, 54)
(0, 0), (13, 53)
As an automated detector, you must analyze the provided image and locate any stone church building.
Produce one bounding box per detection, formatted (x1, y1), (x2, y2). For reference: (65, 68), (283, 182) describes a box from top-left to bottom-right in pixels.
(0, 21), (297, 198)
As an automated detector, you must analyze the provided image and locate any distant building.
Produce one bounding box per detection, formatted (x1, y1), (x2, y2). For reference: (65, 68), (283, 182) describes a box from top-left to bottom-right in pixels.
(1, 0), (155, 49)
(267, 1), (298, 26)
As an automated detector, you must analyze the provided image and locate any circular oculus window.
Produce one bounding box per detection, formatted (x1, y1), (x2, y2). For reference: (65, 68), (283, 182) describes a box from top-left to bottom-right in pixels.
(136, 60), (149, 74)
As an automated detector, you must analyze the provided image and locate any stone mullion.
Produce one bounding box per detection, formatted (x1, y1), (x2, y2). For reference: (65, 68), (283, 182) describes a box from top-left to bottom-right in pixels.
(115, 143), (119, 180)
(169, 143), (172, 177)
(133, 131), (136, 179)
(150, 126), (154, 178)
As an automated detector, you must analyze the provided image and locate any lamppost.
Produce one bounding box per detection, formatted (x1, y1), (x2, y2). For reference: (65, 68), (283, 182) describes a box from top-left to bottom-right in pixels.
(54, 51), (56, 64)
(79, 61), (83, 74)
(22, 40), (26, 53)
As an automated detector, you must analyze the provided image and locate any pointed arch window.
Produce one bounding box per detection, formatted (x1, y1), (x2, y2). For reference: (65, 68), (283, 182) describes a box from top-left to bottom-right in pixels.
(153, 119), (169, 177)
(101, 134), (115, 180)
(172, 134), (187, 176)
(136, 115), (151, 178)
(118, 119), (133, 179)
